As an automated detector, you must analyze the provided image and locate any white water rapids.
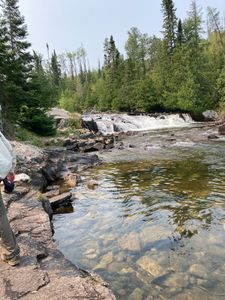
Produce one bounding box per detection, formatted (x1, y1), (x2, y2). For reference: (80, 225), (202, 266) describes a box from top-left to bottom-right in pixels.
(82, 113), (194, 135)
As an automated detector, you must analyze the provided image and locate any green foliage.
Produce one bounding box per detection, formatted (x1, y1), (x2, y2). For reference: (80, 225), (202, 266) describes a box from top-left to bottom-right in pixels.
(217, 66), (225, 111)
(51, 50), (61, 86)
(161, 0), (177, 54)
(18, 106), (56, 136)
(0, 0), (32, 119)
(15, 127), (45, 147)
(1, 0), (224, 122)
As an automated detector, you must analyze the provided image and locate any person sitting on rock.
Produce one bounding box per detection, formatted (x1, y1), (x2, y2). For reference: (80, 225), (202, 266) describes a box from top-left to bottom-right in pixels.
(0, 131), (20, 266)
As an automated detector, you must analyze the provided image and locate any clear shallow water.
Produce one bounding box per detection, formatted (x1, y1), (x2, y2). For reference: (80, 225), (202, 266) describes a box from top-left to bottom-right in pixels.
(53, 130), (225, 300)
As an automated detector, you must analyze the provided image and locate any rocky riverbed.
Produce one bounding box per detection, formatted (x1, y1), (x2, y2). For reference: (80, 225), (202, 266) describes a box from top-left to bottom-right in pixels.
(0, 141), (116, 300)
(1, 116), (224, 300)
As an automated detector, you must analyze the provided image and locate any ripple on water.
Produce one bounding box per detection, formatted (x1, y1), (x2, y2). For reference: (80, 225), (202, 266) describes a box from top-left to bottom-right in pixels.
(54, 138), (225, 300)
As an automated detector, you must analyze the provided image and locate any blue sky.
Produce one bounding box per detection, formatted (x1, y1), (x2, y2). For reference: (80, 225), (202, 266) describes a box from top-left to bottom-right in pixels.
(18, 0), (225, 68)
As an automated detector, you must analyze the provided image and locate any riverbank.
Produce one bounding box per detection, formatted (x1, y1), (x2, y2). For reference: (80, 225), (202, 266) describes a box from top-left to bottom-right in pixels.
(0, 141), (116, 300)
(1, 118), (223, 299)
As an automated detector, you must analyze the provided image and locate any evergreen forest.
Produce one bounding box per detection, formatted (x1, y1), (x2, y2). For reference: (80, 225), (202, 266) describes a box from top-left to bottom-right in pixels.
(0, 0), (225, 135)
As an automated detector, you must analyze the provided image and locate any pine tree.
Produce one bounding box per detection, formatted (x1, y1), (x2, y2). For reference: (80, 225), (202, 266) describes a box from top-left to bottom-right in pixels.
(51, 50), (61, 86)
(0, 16), (8, 105)
(161, 0), (177, 54)
(104, 35), (121, 79)
(177, 19), (184, 46)
(0, 0), (32, 118)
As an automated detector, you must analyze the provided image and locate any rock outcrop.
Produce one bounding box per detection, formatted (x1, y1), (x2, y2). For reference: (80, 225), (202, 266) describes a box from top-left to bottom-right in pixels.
(202, 110), (218, 121)
(63, 135), (115, 153)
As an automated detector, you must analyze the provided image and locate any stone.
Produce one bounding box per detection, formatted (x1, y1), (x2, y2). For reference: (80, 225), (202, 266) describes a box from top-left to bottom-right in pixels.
(42, 189), (60, 198)
(208, 134), (219, 140)
(49, 192), (72, 210)
(82, 118), (99, 133)
(139, 225), (170, 247)
(107, 262), (125, 273)
(128, 288), (143, 300)
(94, 251), (113, 270)
(202, 110), (218, 121)
(63, 173), (78, 187)
(119, 232), (141, 252)
(117, 289), (126, 297)
(84, 248), (100, 260)
(93, 142), (105, 151)
(120, 267), (135, 274)
(115, 251), (126, 262)
(48, 107), (70, 128)
(46, 185), (60, 191)
(137, 256), (164, 277)
(87, 180), (99, 189)
(15, 173), (31, 183)
(159, 272), (190, 288)
(189, 264), (208, 279)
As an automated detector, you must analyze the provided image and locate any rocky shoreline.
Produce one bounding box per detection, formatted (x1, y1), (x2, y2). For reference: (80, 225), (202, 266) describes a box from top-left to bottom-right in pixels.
(1, 115), (224, 300)
(0, 141), (116, 300)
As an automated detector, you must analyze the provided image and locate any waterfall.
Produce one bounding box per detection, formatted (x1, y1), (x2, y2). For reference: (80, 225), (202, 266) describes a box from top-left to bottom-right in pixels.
(82, 113), (194, 135)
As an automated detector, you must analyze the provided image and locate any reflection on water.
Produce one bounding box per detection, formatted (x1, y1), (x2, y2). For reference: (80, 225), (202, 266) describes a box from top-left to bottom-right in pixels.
(53, 138), (225, 300)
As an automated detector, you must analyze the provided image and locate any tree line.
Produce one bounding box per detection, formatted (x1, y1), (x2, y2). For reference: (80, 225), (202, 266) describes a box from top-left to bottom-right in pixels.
(0, 0), (225, 135)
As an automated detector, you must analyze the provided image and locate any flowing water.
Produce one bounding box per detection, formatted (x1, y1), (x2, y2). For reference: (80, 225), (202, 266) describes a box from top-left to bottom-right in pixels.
(53, 126), (225, 300)
(82, 113), (193, 134)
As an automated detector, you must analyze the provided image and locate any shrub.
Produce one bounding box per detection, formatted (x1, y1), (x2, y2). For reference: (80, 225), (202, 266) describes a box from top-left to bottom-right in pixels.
(19, 106), (56, 136)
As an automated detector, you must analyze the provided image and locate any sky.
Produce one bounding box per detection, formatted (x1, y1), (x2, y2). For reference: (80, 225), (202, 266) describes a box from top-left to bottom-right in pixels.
(17, 0), (225, 68)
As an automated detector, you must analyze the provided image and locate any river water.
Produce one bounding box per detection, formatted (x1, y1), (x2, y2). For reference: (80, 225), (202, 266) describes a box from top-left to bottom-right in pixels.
(53, 125), (225, 300)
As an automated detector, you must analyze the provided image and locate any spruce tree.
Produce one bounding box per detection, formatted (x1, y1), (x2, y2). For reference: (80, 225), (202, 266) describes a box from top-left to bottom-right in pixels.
(177, 19), (184, 46)
(51, 50), (61, 86)
(0, 15), (8, 105)
(0, 0), (32, 117)
(161, 0), (178, 54)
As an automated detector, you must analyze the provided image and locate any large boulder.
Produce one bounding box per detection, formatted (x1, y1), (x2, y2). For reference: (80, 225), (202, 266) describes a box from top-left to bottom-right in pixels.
(202, 110), (218, 121)
(82, 118), (99, 133)
(48, 107), (70, 128)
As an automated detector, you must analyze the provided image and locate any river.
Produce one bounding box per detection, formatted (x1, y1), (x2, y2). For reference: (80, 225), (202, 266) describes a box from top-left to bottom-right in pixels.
(53, 123), (225, 300)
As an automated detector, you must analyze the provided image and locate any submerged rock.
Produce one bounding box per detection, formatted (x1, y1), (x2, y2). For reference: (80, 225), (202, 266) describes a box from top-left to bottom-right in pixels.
(119, 232), (141, 252)
(128, 288), (143, 300)
(152, 272), (190, 288)
(94, 251), (113, 270)
(189, 264), (208, 279)
(136, 256), (165, 277)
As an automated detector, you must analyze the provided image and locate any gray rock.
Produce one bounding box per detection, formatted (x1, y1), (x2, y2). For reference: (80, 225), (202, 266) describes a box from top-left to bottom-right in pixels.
(119, 232), (141, 252)
(128, 288), (143, 300)
(189, 264), (208, 279)
(136, 256), (164, 277)
(208, 134), (219, 140)
(49, 192), (72, 210)
(202, 110), (218, 121)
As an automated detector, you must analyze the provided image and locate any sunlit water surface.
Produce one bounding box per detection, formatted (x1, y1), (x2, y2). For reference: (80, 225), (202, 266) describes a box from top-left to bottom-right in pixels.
(53, 129), (225, 300)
